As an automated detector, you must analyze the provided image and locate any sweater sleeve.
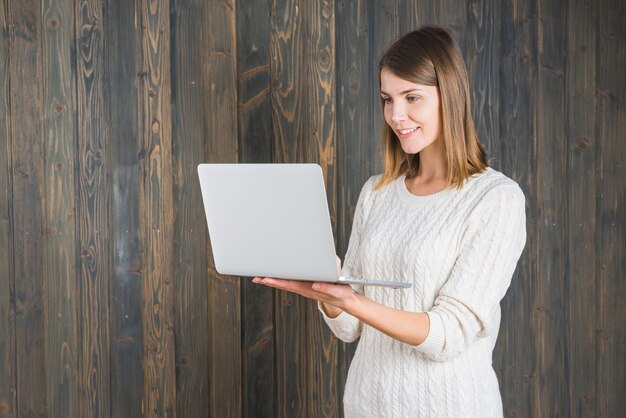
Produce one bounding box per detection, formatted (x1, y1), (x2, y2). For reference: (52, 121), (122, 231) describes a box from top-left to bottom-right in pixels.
(317, 176), (378, 342)
(416, 183), (527, 361)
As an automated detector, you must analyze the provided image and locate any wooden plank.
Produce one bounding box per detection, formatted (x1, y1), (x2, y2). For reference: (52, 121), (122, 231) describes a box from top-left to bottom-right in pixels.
(369, 2), (400, 175)
(596, 0), (626, 416)
(203, 1), (240, 417)
(137, 0), (177, 416)
(467, 0), (500, 166)
(0, 2), (15, 417)
(302, 1), (338, 417)
(74, 0), (111, 416)
(495, 0), (538, 416)
(7, 1), (47, 416)
(41, 0), (78, 416)
(535, 0), (569, 415)
(170, 0), (210, 417)
(399, 0), (419, 31)
(417, 0), (469, 54)
(270, 0), (308, 416)
(236, 1), (275, 417)
(416, 0), (438, 26)
(334, 1), (371, 416)
(105, 0), (144, 416)
(566, 0), (597, 416)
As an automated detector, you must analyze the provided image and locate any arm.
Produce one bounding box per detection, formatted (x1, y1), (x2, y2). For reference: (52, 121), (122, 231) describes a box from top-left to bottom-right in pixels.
(252, 278), (430, 346)
(416, 184), (527, 360)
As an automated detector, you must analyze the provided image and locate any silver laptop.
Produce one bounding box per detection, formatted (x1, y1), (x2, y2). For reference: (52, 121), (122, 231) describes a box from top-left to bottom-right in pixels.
(197, 163), (411, 289)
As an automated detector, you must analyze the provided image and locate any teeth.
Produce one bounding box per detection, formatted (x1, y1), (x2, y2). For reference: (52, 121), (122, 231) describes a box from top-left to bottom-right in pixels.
(398, 127), (417, 135)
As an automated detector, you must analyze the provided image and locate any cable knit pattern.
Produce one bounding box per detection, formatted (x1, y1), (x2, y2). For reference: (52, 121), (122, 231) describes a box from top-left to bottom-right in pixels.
(319, 168), (526, 418)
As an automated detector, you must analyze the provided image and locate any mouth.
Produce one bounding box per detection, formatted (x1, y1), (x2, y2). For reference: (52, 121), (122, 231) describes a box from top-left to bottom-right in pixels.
(396, 127), (418, 138)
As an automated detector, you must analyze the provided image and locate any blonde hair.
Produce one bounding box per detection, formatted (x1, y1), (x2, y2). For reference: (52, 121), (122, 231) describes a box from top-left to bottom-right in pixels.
(375, 26), (487, 190)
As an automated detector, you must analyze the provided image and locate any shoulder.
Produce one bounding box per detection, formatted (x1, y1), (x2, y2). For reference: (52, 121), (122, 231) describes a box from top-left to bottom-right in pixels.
(464, 167), (525, 205)
(461, 168), (526, 223)
(358, 174), (385, 200)
(363, 174), (384, 190)
(352, 174), (388, 218)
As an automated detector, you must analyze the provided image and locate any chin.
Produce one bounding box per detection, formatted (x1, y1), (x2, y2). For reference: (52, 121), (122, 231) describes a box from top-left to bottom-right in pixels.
(400, 144), (422, 155)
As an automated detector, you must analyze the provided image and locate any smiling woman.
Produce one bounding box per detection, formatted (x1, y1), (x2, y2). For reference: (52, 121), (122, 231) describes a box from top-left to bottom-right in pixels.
(254, 26), (527, 418)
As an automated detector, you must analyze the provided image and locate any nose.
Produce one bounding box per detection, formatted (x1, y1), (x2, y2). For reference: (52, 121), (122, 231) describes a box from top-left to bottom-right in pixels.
(389, 102), (406, 123)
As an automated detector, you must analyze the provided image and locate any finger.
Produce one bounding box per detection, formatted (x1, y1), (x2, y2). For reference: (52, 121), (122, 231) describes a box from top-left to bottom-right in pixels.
(256, 277), (307, 293)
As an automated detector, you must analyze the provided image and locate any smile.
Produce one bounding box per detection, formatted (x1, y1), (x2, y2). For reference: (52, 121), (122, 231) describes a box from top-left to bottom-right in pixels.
(397, 127), (418, 135)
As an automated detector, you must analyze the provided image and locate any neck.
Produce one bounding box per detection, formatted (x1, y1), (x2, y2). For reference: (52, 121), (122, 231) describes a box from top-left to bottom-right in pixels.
(415, 141), (447, 181)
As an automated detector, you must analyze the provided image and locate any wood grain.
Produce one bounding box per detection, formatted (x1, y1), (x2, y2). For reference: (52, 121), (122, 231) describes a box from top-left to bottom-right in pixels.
(270, 0), (308, 418)
(270, 1), (309, 416)
(0, 2), (15, 417)
(370, 2), (400, 175)
(8, 1), (47, 416)
(303, 1), (338, 417)
(41, 0), (78, 416)
(536, 0), (569, 415)
(495, 1), (538, 416)
(467, 0), (500, 166)
(75, 0), (111, 416)
(138, 0), (177, 416)
(170, 0), (210, 417)
(236, 0), (276, 417)
(105, 0), (144, 416)
(566, 0), (597, 416)
(203, 1), (241, 417)
(596, 0), (626, 416)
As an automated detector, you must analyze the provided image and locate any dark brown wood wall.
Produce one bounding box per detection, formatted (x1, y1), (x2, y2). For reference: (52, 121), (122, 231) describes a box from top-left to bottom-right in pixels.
(0, 0), (624, 417)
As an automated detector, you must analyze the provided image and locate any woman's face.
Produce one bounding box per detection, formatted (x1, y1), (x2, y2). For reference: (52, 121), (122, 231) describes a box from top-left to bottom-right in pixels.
(380, 68), (442, 155)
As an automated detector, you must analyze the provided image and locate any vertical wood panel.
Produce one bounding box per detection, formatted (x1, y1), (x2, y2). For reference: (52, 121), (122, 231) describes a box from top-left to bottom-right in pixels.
(0, 2), (15, 416)
(204, 1), (240, 417)
(369, 1), (401, 175)
(566, 0), (597, 416)
(75, 0), (110, 416)
(270, 0), (307, 416)
(399, 0), (419, 31)
(334, 1), (371, 415)
(303, 1), (338, 417)
(467, 0), (500, 165)
(420, 0), (469, 56)
(536, 0), (569, 415)
(105, 0), (144, 415)
(8, 1), (47, 415)
(236, 1), (275, 417)
(496, 0), (538, 416)
(41, 0), (78, 416)
(138, 0), (176, 416)
(596, 0), (626, 416)
(170, 0), (209, 417)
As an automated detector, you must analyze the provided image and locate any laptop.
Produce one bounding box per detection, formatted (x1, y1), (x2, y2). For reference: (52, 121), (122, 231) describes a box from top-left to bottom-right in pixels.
(197, 163), (411, 289)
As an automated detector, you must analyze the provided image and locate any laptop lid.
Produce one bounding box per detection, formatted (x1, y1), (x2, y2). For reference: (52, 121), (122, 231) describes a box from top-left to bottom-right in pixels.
(197, 163), (339, 281)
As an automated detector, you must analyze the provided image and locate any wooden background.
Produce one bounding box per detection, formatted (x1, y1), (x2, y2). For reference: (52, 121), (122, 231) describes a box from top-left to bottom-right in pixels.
(0, 0), (624, 417)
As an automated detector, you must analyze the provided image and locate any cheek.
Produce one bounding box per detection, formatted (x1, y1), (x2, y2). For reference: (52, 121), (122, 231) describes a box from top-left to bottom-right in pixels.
(382, 106), (391, 120)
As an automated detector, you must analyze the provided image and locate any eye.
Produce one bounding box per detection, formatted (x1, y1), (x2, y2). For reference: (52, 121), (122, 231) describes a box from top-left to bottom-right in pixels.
(406, 95), (420, 103)
(381, 96), (392, 105)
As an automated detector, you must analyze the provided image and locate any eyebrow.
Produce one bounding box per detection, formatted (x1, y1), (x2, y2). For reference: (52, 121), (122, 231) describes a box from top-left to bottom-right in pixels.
(379, 88), (424, 96)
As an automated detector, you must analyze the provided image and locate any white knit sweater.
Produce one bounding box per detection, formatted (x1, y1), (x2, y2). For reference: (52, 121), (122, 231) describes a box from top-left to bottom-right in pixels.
(319, 168), (526, 418)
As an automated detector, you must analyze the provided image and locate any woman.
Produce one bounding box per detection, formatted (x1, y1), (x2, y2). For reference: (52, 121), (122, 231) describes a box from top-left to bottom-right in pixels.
(253, 26), (526, 418)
